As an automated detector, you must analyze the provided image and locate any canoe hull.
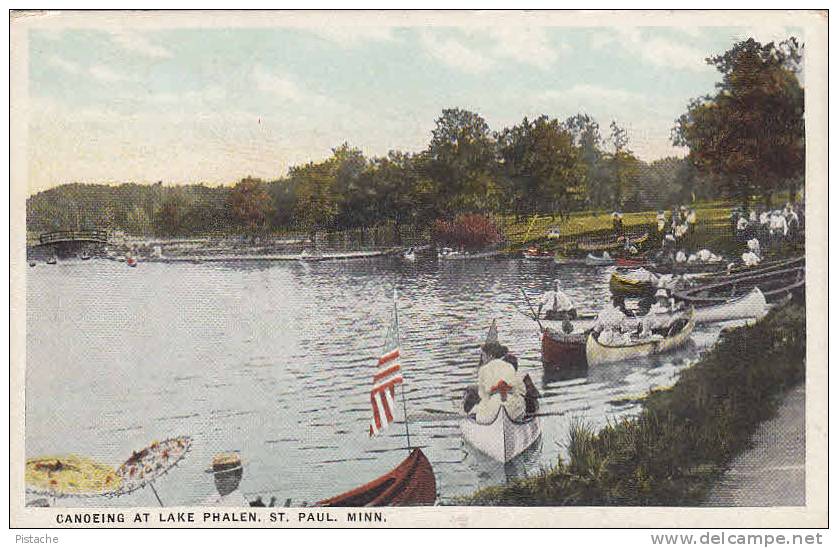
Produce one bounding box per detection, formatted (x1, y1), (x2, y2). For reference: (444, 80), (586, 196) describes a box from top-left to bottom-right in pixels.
(461, 407), (541, 463)
(610, 272), (655, 298)
(586, 312), (695, 366)
(541, 330), (588, 369)
(316, 448), (436, 507)
(674, 266), (805, 306)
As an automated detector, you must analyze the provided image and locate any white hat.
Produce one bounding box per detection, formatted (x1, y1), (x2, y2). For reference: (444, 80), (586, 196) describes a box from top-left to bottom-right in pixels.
(655, 289), (668, 298)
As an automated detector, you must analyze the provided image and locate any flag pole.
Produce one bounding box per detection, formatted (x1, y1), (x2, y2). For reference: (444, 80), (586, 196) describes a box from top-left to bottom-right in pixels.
(393, 288), (412, 452)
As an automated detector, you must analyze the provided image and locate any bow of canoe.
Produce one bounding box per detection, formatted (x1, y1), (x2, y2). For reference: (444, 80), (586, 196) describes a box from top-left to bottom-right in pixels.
(316, 448), (436, 507)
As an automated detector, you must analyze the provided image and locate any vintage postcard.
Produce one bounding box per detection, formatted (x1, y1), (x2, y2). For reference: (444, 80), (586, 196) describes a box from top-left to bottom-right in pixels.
(9, 9), (828, 529)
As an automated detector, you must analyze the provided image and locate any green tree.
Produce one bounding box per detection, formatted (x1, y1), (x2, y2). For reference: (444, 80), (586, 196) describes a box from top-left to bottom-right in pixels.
(426, 108), (498, 213)
(608, 120), (636, 209)
(565, 113), (608, 209)
(672, 37), (804, 205)
(497, 115), (581, 220)
(227, 177), (274, 234)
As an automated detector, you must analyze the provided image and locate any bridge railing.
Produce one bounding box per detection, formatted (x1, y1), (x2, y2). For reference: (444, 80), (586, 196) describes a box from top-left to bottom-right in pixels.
(39, 229), (110, 245)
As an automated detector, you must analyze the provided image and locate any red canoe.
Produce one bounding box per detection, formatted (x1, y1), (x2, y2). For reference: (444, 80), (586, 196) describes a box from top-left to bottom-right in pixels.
(615, 257), (649, 268)
(316, 448), (436, 507)
(542, 328), (588, 369)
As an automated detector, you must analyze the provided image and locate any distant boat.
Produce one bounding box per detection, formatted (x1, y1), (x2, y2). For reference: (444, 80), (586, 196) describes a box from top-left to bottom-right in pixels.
(126, 257), (138, 267)
(80, 251), (91, 261)
(28, 261), (36, 267)
(46, 256), (57, 265)
(522, 246), (553, 260)
(403, 248), (416, 262)
(585, 252), (615, 266)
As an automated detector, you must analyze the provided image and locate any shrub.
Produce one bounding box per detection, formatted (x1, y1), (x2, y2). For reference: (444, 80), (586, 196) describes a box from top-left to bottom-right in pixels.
(431, 214), (502, 250)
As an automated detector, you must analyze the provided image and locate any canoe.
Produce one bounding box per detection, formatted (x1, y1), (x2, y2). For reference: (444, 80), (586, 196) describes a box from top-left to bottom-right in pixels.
(615, 257), (649, 268)
(585, 253), (615, 266)
(460, 407), (541, 463)
(578, 231), (649, 253)
(523, 250), (554, 260)
(542, 328), (588, 369)
(609, 270), (656, 298)
(586, 309), (695, 366)
(673, 267), (804, 306)
(438, 249), (503, 260)
(650, 261), (728, 275)
(651, 287), (767, 325)
(316, 448), (436, 507)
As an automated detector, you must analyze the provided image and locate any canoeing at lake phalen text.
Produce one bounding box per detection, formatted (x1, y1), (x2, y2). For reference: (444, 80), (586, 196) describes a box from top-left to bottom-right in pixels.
(53, 511), (386, 525)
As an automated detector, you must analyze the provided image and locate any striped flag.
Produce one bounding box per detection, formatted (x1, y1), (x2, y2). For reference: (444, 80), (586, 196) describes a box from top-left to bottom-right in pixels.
(369, 295), (404, 437)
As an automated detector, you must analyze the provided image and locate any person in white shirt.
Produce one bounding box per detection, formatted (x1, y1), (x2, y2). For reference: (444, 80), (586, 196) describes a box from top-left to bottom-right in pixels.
(747, 238), (761, 255)
(204, 453), (249, 507)
(742, 251), (761, 267)
(759, 210), (770, 226)
(749, 210), (758, 223)
(769, 211), (788, 238)
(656, 211), (667, 233)
(736, 216), (749, 232)
(675, 250), (687, 263)
(538, 281), (577, 320)
(593, 301), (628, 333)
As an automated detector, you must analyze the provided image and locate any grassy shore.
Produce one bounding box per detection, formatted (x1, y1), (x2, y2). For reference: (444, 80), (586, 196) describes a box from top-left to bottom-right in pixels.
(462, 300), (806, 506)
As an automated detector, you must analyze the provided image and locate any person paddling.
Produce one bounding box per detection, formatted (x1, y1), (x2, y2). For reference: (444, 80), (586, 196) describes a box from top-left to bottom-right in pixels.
(538, 281), (577, 320)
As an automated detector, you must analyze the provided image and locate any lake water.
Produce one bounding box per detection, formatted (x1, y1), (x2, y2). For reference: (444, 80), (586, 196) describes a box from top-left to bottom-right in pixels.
(26, 256), (734, 506)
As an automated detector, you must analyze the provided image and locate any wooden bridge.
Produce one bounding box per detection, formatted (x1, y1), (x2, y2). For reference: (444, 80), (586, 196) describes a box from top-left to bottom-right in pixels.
(37, 229), (109, 246)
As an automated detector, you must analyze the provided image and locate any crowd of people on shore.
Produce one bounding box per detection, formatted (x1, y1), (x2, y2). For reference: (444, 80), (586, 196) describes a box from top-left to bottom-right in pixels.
(731, 203), (803, 246)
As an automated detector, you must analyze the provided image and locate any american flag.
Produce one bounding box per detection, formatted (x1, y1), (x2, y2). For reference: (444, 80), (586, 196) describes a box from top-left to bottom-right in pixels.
(369, 293), (404, 437)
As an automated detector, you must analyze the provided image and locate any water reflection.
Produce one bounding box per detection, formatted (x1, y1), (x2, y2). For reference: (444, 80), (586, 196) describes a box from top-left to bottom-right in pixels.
(26, 256), (729, 506)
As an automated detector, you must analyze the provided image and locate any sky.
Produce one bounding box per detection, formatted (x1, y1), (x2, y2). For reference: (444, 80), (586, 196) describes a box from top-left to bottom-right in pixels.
(26, 23), (801, 194)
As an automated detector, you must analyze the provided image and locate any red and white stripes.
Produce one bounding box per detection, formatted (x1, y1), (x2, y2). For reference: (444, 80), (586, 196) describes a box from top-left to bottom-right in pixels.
(369, 348), (404, 436)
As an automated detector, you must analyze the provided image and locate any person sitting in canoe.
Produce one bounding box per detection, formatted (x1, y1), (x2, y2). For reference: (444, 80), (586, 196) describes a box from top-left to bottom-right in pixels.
(538, 281), (577, 320)
(469, 359), (537, 424)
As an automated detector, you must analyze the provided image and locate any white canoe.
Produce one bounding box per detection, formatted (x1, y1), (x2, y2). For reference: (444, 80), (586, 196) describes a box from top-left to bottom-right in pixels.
(690, 287), (766, 324)
(586, 309), (695, 366)
(648, 287), (767, 326)
(460, 406), (541, 463)
(585, 253), (615, 266)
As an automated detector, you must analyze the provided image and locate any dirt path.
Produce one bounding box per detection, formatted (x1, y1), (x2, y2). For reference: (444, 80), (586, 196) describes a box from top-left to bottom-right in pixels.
(704, 383), (805, 506)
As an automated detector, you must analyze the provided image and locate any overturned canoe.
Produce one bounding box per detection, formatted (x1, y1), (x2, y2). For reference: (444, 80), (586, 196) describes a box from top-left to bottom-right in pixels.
(673, 267), (804, 306)
(317, 448), (436, 507)
(461, 407), (541, 463)
(586, 309), (695, 366)
(578, 231), (649, 253)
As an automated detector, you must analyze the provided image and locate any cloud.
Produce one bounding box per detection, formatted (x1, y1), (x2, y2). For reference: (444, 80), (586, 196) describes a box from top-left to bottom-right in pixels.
(541, 83), (642, 104)
(307, 27), (396, 47)
(732, 26), (799, 45)
(89, 64), (133, 83)
(108, 30), (172, 59)
(252, 66), (306, 101)
(474, 27), (569, 70)
(47, 55), (81, 75)
(592, 28), (711, 72)
(419, 31), (496, 74)
(419, 27), (568, 74)
(250, 65), (337, 110)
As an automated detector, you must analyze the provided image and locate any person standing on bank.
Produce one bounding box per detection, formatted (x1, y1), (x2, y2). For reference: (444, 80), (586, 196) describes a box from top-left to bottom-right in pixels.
(204, 452), (249, 506)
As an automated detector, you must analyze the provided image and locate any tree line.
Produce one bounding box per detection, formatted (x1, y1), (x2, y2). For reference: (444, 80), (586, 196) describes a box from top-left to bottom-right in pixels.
(27, 37), (804, 238)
